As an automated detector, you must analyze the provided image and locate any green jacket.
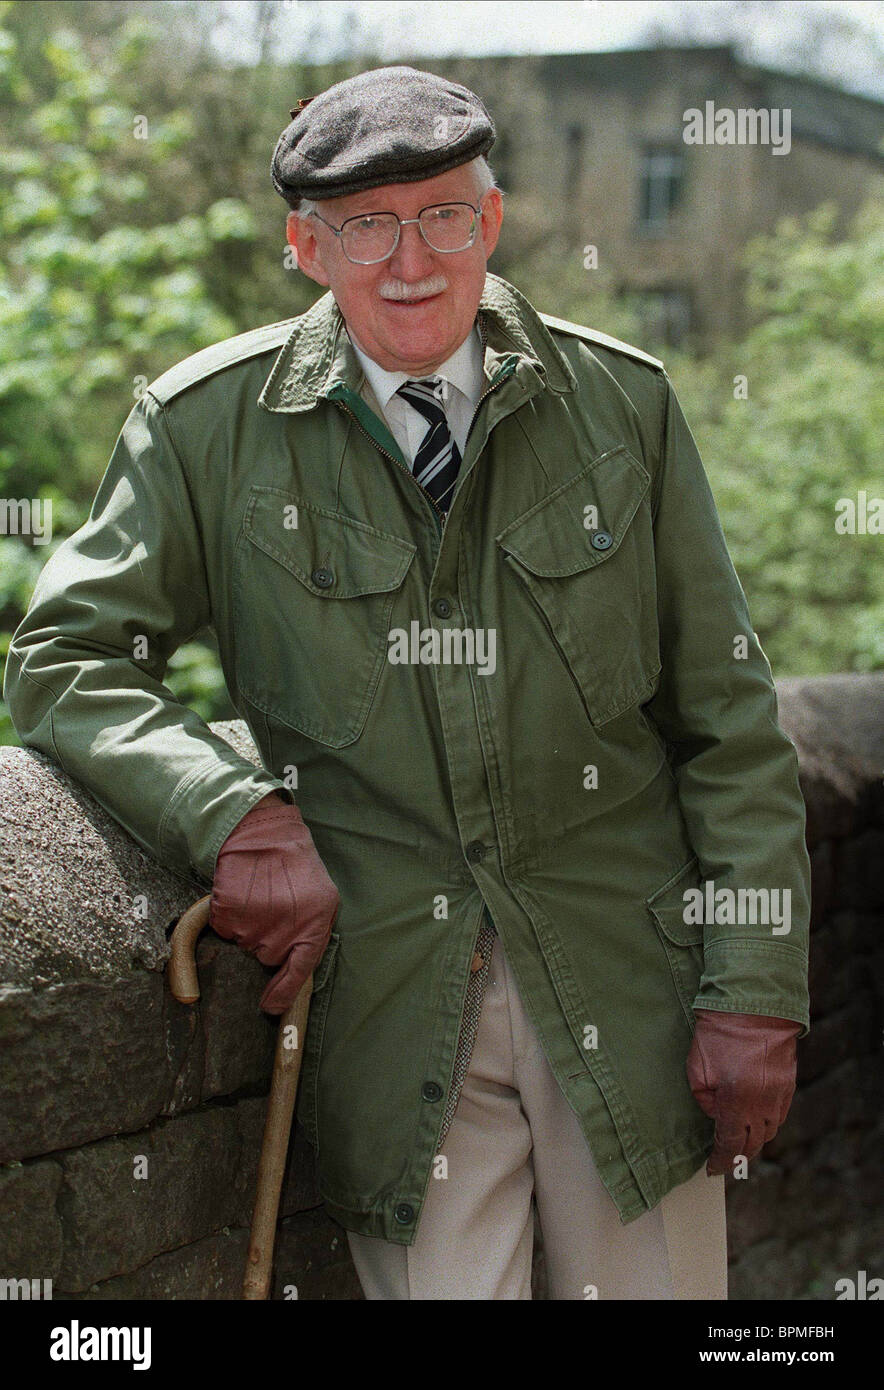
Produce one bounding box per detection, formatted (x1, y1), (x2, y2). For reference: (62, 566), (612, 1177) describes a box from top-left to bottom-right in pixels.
(4, 273), (811, 1242)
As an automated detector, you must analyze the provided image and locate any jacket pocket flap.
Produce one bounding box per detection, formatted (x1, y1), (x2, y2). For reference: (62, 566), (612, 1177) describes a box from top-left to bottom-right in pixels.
(243, 488), (416, 597)
(647, 855), (704, 946)
(494, 446), (650, 577)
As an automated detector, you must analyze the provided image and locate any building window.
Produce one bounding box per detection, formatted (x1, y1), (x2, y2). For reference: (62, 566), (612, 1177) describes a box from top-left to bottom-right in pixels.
(637, 288), (692, 347)
(638, 147), (684, 231)
(565, 123), (584, 195)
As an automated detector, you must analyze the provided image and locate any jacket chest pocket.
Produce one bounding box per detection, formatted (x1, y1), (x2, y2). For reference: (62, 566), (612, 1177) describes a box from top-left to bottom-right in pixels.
(233, 489), (416, 747)
(495, 446), (661, 727)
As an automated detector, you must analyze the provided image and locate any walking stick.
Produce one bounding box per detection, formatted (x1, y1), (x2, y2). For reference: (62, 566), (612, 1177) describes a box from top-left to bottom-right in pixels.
(168, 893), (314, 1299)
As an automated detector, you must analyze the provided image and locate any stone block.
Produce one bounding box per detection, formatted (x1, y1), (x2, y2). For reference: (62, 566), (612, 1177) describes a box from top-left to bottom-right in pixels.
(729, 1230), (837, 1301)
(272, 1206), (363, 1300)
(728, 1235), (787, 1300)
(0, 1158), (63, 1277)
(279, 1121), (322, 1218)
(72, 1209), (364, 1301)
(193, 937), (277, 1102)
(809, 841), (835, 928)
(725, 1159), (783, 1261)
(70, 1227), (250, 1300)
(834, 831), (884, 909)
(776, 1165), (848, 1243)
(229, 1098), (320, 1230)
(807, 925), (841, 1015)
(57, 1108), (241, 1291)
(0, 976), (169, 1162)
(798, 996), (876, 1084)
(766, 1060), (860, 1155)
(809, 950), (870, 1022)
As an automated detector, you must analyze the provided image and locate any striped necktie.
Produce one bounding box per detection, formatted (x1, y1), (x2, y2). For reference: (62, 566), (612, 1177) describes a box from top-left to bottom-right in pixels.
(395, 377), (462, 516)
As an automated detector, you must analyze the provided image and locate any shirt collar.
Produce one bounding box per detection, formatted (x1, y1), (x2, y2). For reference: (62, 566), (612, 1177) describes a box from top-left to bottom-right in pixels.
(345, 321), (485, 411)
(257, 273), (578, 415)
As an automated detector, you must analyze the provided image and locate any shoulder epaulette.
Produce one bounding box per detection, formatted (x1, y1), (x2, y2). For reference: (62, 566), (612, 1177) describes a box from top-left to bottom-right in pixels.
(146, 319), (298, 405)
(539, 312), (664, 372)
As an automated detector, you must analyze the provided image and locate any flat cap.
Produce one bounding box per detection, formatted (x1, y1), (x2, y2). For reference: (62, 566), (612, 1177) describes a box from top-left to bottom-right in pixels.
(271, 65), (495, 205)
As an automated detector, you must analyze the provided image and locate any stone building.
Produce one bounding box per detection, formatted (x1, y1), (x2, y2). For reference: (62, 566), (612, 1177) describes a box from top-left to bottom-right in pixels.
(433, 46), (884, 346)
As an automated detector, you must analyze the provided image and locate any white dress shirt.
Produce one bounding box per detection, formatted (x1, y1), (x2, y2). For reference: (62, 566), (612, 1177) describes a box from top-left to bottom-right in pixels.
(346, 321), (485, 467)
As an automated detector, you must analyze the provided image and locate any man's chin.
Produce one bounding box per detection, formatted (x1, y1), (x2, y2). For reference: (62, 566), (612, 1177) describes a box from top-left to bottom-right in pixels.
(374, 310), (454, 369)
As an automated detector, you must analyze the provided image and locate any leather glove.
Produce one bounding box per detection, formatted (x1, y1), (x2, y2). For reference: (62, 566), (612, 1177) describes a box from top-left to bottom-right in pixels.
(210, 792), (340, 1015)
(686, 1009), (801, 1176)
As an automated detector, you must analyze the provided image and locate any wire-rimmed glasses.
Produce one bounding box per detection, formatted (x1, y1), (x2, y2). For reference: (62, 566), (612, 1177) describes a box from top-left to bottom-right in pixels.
(308, 201), (482, 264)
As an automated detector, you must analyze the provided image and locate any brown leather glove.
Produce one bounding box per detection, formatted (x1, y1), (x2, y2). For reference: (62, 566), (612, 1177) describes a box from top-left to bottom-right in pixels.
(686, 1010), (801, 1176)
(210, 793), (340, 1015)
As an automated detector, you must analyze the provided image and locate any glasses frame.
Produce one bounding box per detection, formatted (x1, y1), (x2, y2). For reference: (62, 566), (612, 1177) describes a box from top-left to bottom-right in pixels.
(308, 200), (484, 265)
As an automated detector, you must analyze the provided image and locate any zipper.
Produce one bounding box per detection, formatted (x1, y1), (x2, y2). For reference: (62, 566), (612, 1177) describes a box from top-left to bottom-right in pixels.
(332, 398), (447, 535)
(329, 352), (518, 534)
(462, 361), (516, 456)
(462, 309), (517, 456)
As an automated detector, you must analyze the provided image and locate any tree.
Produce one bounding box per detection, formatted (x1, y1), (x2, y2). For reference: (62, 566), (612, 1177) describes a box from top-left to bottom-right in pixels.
(668, 194), (884, 676)
(0, 2), (257, 740)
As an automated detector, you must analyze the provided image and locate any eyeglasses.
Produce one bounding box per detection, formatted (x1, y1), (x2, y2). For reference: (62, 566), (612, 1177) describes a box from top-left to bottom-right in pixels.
(308, 201), (482, 265)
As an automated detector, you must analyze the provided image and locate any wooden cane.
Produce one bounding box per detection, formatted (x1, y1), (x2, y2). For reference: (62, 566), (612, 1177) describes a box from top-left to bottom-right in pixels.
(168, 894), (313, 1300)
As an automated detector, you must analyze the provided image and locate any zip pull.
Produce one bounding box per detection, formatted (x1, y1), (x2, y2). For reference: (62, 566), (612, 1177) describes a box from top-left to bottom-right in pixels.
(463, 355), (519, 453)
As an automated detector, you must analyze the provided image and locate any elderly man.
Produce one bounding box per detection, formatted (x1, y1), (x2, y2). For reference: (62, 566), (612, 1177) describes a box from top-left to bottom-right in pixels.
(5, 66), (810, 1301)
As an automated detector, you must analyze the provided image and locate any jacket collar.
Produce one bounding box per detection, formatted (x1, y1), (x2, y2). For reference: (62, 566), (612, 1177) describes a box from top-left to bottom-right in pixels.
(257, 272), (576, 414)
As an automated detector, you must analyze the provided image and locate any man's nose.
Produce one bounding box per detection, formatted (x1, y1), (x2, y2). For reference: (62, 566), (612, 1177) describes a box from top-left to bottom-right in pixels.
(387, 219), (437, 277)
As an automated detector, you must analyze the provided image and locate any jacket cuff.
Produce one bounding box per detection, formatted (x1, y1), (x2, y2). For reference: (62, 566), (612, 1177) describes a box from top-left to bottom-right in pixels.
(160, 765), (296, 885)
(693, 937), (810, 1037)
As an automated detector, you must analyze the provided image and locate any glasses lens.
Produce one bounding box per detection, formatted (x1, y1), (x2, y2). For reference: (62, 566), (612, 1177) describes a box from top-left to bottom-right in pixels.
(420, 204), (477, 252)
(341, 213), (399, 264)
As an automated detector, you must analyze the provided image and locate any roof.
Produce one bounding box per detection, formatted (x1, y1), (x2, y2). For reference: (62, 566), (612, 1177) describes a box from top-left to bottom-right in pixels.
(450, 46), (884, 163)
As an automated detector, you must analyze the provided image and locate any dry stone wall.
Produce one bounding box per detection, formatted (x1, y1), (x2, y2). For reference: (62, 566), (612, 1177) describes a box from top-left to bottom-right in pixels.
(1, 677), (882, 1300)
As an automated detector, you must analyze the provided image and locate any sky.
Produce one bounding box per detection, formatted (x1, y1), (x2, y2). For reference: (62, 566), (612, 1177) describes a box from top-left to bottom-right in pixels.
(200, 0), (884, 98)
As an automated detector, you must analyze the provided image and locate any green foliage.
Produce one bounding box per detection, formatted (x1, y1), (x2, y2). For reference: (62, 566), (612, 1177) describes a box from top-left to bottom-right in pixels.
(667, 196), (884, 677)
(0, 2), (266, 743)
(503, 237), (652, 350)
(165, 638), (238, 726)
(1, 1), (881, 754)
(0, 10), (258, 508)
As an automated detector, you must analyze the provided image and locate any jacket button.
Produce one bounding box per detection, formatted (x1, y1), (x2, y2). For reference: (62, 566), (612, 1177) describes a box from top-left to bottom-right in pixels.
(465, 840), (487, 863)
(312, 567), (334, 588)
(394, 1203), (415, 1225)
(590, 530), (613, 551)
(421, 1081), (443, 1102)
(433, 598), (453, 618)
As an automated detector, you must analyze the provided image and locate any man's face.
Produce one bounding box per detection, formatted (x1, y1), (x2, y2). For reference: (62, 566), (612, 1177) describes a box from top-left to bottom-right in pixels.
(287, 164), (503, 375)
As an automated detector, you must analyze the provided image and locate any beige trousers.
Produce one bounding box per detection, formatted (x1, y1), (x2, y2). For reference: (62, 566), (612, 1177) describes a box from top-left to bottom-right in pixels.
(347, 932), (727, 1300)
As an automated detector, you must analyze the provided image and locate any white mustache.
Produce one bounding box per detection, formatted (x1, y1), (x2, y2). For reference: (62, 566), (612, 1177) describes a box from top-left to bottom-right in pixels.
(379, 275), (448, 301)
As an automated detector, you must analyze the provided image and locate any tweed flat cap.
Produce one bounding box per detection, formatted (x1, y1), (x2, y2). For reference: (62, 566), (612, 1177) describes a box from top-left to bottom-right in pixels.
(271, 65), (496, 206)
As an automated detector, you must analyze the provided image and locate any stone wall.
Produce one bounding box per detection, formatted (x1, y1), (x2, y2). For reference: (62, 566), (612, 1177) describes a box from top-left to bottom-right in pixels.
(1, 676), (882, 1300)
(724, 675), (884, 1300)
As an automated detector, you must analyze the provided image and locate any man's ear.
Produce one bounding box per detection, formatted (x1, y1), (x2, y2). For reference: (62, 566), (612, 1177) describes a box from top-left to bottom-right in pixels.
(286, 209), (331, 288)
